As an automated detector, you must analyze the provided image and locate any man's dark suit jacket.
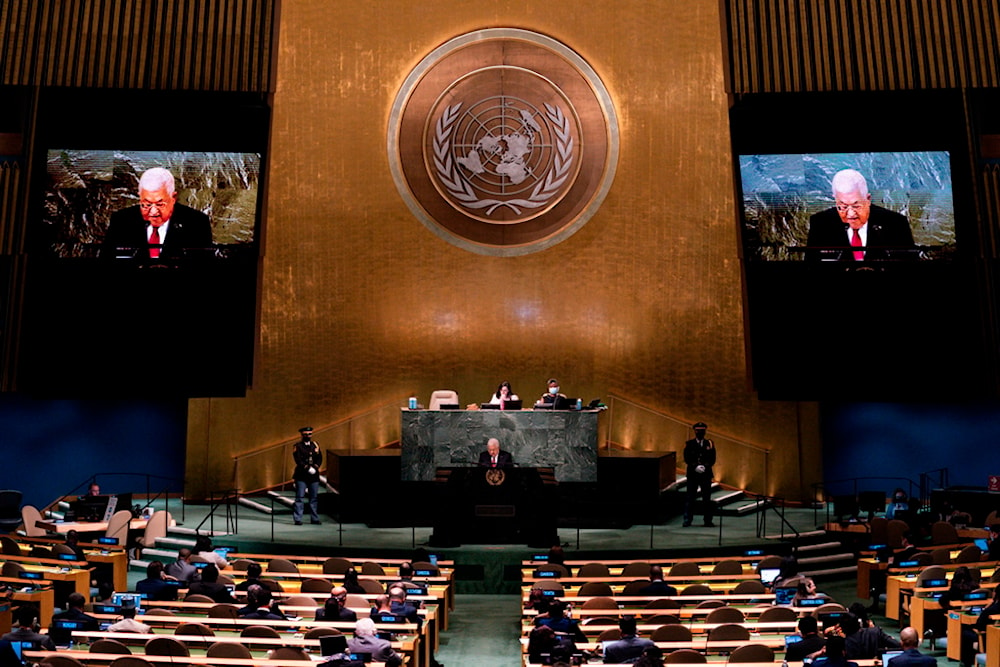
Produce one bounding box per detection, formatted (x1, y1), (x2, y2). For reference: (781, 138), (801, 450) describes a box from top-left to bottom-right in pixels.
(101, 203), (213, 258)
(478, 450), (514, 467)
(638, 580), (677, 597)
(806, 205), (915, 261)
(887, 648), (937, 667)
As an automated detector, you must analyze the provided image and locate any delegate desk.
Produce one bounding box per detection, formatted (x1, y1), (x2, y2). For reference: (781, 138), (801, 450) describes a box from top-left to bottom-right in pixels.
(400, 408), (599, 482)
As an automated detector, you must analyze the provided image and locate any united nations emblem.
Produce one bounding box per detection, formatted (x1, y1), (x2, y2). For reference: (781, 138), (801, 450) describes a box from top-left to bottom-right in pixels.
(389, 29), (619, 256)
(485, 468), (506, 486)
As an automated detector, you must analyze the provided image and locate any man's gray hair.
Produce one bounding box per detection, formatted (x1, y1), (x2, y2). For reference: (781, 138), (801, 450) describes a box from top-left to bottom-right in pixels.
(831, 169), (869, 198)
(138, 167), (175, 195)
(355, 617), (377, 637)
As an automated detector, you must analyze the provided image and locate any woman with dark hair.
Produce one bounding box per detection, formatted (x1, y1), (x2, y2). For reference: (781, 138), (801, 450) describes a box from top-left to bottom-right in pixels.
(488, 381), (519, 406)
(343, 567), (366, 595)
(938, 566), (977, 611)
(193, 535), (229, 569)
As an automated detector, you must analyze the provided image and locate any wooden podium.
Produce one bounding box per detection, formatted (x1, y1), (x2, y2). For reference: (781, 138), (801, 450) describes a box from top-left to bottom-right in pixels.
(429, 466), (558, 547)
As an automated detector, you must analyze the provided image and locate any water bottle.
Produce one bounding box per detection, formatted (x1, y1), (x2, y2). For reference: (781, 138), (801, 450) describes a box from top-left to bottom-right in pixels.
(576, 398), (582, 410)
(408, 396), (417, 410)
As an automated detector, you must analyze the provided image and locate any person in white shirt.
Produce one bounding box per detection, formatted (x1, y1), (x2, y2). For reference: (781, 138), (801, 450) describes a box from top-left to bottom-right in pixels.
(107, 605), (150, 633)
(488, 381), (520, 406)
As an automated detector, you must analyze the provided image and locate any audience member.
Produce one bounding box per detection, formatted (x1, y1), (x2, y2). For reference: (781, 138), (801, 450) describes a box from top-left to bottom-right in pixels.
(187, 563), (236, 603)
(347, 618), (398, 663)
(317, 586), (357, 621)
(235, 561), (265, 592)
(886, 488), (909, 520)
(786, 614), (826, 662)
(343, 567), (367, 595)
(534, 599), (586, 644)
(392, 562), (428, 594)
(988, 525), (1000, 561)
(962, 585), (1000, 666)
(638, 565), (677, 597)
(1, 606), (56, 650)
(51, 592), (99, 630)
(370, 595), (406, 624)
(388, 586), (422, 629)
(238, 584), (286, 620)
(135, 560), (180, 601)
(603, 616), (655, 663)
(547, 545), (566, 566)
(793, 577), (826, 606)
(840, 612), (900, 659)
(63, 529), (87, 561)
(814, 635), (859, 667)
(938, 566), (977, 611)
(888, 626), (936, 667)
(527, 624), (577, 665)
(107, 604), (151, 633)
(773, 556), (800, 588)
(95, 581), (115, 602)
(891, 533), (921, 566)
(164, 547), (200, 584)
(193, 535), (229, 569)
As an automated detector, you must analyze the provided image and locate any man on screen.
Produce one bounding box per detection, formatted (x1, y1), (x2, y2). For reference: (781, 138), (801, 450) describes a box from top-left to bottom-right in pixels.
(806, 169), (915, 261)
(102, 167), (213, 259)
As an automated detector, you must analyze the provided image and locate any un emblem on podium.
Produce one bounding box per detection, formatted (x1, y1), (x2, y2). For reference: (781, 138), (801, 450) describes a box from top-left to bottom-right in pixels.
(389, 29), (619, 256)
(485, 468), (506, 487)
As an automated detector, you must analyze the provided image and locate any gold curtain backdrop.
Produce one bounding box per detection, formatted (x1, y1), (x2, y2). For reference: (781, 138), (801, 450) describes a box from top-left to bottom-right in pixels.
(186, 0), (820, 500)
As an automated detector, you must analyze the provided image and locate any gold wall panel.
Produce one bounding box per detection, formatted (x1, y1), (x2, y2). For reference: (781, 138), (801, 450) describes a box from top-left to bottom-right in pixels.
(187, 0), (821, 500)
(724, 0), (1000, 93)
(0, 0), (277, 90)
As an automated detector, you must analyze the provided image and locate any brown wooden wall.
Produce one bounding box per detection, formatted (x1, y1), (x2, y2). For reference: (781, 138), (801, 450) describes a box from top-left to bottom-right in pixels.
(723, 0), (1000, 93)
(0, 0), (277, 91)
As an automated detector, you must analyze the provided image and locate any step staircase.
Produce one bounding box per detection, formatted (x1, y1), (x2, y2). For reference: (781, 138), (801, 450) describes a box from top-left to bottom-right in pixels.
(669, 475), (775, 517)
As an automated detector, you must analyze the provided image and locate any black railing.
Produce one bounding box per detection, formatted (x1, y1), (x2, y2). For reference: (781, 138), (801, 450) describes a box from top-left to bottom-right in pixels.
(196, 489), (239, 536)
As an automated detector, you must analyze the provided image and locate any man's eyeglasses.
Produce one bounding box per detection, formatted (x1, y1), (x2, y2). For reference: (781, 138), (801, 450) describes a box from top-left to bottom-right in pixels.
(139, 201), (169, 212)
(835, 202), (868, 213)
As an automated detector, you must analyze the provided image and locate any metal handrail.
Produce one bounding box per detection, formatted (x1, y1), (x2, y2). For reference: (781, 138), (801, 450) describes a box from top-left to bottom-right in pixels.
(605, 394), (771, 453)
(231, 395), (409, 492)
(605, 393), (771, 494)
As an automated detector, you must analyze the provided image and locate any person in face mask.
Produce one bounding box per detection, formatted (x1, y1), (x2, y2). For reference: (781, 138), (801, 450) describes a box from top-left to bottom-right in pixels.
(885, 488), (908, 520)
(539, 378), (566, 405)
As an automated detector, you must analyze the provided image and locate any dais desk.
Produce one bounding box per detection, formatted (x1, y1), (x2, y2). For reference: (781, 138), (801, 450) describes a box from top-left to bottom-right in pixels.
(400, 408), (599, 482)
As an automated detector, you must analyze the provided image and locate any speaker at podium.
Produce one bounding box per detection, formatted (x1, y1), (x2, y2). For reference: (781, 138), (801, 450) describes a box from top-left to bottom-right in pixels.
(429, 466), (558, 547)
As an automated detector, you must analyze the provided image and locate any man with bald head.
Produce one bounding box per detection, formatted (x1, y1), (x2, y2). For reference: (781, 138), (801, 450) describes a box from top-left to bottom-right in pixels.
(102, 167), (213, 259)
(316, 586), (357, 622)
(887, 627), (936, 667)
(806, 168), (915, 261)
(477, 437), (514, 468)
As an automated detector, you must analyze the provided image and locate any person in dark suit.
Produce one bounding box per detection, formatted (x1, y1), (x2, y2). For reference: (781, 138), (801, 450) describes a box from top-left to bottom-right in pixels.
(186, 563), (236, 603)
(101, 167), (213, 259)
(603, 616), (655, 664)
(316, 586), (357, 622)
(477, 437), (514, 468)
(683, 422), (716, 527)
(637, 565), (677, 597)
(806, 169), (915, 261)
(51, 592), (99, 630)
(786, 615), (827, 662)
(1, 606), (56, 651)
(888, 627), (937, 667)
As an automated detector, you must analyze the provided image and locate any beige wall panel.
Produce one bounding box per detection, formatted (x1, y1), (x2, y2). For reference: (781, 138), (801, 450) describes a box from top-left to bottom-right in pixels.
(187, 1), (821, 500)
